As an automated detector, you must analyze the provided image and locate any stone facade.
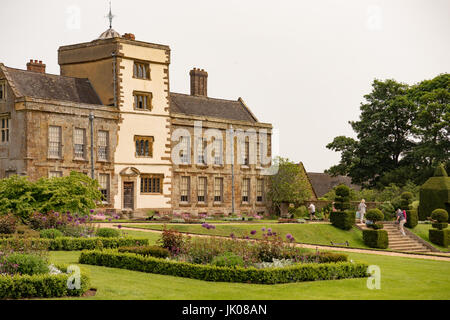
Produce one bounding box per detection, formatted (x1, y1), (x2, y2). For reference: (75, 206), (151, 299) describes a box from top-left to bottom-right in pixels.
(0, 28), (273, 216)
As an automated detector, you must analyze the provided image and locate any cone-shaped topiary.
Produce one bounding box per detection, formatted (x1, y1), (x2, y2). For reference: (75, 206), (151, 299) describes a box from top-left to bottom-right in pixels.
(418, 164), (450, 220)
(334, 184), (351, 211)
(330, 185), (354, 230)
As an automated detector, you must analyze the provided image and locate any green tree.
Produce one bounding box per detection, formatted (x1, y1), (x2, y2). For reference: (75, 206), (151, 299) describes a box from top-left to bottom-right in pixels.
(267, 157), (312, 213)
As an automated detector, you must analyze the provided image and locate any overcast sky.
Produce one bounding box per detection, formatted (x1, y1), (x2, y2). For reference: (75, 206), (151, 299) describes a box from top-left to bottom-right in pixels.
(1, 0), (449, 172)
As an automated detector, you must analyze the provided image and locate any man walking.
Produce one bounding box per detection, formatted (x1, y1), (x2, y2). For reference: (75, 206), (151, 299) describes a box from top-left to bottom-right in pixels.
(308, 203), (316, 221)
(396, 208), (406, 236)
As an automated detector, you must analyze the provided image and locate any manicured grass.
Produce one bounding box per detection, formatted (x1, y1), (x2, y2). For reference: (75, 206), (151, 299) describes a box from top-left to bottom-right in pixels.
(410, 224), (449, 252)
(125, 223), (370, 249)
(48, 250), (450, 300)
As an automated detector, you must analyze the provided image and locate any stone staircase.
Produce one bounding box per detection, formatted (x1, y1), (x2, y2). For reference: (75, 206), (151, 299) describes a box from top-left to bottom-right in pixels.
(357, 222), (433, 253)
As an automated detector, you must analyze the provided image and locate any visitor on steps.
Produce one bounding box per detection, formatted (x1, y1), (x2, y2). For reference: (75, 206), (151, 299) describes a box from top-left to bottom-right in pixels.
(308, 203), (316, 221)
(396, 208), (406, 236)
(357, 199), (367, 223)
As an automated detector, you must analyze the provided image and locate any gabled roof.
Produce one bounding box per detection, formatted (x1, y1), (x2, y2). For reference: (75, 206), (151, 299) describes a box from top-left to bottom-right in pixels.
(306, 172), (361, 198)
(170, 92), (258, 123)
(2, 66), (102, 105)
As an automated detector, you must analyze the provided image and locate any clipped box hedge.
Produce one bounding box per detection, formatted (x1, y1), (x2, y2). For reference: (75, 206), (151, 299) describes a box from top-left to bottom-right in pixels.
(362, 229), (389, 249)
(79, 250), (369, 284)
(0, 264), (90, 299)
(330, 210), (355, 230)
(405, 209), (419, 229)
(0, 237), (149, 251)
(429, 229), (449, 248)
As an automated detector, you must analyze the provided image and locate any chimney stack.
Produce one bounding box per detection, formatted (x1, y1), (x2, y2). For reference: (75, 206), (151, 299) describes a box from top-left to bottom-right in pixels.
(190, 68), (208, 96)
(122, 33), (136, 40)
(26, 59), (46, 73)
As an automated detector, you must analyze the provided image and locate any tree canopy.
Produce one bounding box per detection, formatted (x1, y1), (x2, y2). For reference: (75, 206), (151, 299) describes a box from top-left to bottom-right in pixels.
(326, 74), (450, 188)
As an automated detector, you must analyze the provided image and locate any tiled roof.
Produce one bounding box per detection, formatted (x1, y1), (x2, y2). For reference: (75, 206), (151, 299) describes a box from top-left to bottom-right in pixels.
(170, 92), (257, 122)
(306, 172), (361, 197)
(5, 67), (102, 105)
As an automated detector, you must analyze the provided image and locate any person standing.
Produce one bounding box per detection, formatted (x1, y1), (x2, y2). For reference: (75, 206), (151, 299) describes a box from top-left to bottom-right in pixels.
(358, 199), (367, 223)
(308, 203), (316, 221)
(396, 208), (406, 236)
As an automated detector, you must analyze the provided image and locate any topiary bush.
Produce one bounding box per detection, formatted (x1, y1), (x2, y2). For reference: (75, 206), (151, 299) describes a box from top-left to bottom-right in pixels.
(40, 228), (63, 239)
(429, 229), (449, 248)
(431, 209), (449, 223)
(366, 208), (384, 223)
(334, 185), (351, 211)
(211, 252), (245, 268)
(96, 228), (120, 238)
(418, 164), (450, 220)
(363, 229), (389, 249)
(432, 223), (448, 230)
(330, 210), (355, 230)
(398, 192), (418, 229)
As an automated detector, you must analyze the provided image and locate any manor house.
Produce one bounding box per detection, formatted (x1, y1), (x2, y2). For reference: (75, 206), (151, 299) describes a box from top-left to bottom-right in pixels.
(0, 27), (272, 217)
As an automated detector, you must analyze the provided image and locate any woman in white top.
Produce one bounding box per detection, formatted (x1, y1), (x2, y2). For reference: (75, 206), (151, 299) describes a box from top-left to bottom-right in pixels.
(358, 199), (367, 223)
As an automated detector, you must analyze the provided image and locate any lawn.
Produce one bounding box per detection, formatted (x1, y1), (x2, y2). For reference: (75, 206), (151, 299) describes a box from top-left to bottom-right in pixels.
(49, 249), (450, 300)
(125, 223), (370, 249)
(410, 224), (449, 252)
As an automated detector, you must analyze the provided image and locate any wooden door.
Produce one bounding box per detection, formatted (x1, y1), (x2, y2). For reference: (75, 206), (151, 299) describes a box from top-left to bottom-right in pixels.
(123, 182), (134, 209)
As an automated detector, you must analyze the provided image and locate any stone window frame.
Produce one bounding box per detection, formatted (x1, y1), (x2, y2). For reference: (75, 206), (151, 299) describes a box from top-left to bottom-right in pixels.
(197, 176), (207, 203)
(48, 170), (63, 178)
(133, 91), (153, 111)
(133, 61), (151, 80)
(180, 176), (190, 203)
(134, 135), (154, 158)
(196, 137), (208, 165)
(256, 178), (264, 203)
(0, 80), (6, 101)
(213, 137), (223, 166)
(179, 136), (191, 164)
(48, 125), (62, 159)
(214, 177), (224, 203)
(97, 130), (109, 162)
(140, 174), (164, 195)
(98, 173), (110, 203)
(0, 116), (10, 144)
(73, 127), (86, 160)
(242, 177), (251, 204)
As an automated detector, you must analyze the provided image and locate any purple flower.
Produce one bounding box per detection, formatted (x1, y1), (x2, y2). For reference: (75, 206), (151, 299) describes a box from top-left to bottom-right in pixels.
(286, 233), (293, 240)
(267, 228), (272, 233)
(90, 209), (94, 213)
(117, 225), (122, 229)
(250, 230), (256, 235)
(245, 236), (249, 239)
(230, 233), (235, 239)
(261, 227), (266, 232)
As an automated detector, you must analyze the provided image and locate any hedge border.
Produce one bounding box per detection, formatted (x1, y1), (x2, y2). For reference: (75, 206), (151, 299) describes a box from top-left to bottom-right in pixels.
(0, 237), (149, 251)
(79, 250), (369, 284)
(362, 229), (389, 249)
(0, 264), (90, 299)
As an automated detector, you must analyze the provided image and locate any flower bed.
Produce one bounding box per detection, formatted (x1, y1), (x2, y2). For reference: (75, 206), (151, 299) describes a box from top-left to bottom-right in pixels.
(0, 237), (149, 251)
(79, 249), (368, 284)
(0, 264), (90, 299)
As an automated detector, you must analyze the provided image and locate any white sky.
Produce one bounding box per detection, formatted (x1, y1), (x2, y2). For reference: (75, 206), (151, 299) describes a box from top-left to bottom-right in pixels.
(1, 0), (449, 172)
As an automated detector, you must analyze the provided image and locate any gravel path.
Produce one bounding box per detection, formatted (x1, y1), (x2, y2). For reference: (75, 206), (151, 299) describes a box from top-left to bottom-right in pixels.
(95, 222), (450, 262)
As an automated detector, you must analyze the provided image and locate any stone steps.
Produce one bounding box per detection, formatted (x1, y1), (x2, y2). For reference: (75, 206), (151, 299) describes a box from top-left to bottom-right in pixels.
(357, 223), (432, 253)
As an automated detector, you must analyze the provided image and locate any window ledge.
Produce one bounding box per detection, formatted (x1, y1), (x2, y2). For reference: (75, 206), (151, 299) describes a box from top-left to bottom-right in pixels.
(240, 165), (250, 170)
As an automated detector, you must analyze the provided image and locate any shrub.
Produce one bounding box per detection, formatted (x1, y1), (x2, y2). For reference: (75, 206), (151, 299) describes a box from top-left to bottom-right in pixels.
(5, 253), (49, 275)
(211, 252), (245, 268)
(0, 264), (90, 299)
(79, 250), (369, 284)
(365, 208), (384, 223)
(362, 229), (388, 249)
(378, 202), (395, 221)
(418, 164), (450, 220)
(330, 210), (355, 230)
(0, 237), (149, 251)
(431, 209), (449, 223)
(40, 228), (63, 239)
(429, 229), (449, 248)
(432, 223), (448, 230)
(158, 228), (185, 255)
(405, 208), (419, 229)
(334, 185), (351, 211)
(0, 214), (17, 234)
(96, 228), (120, 238)
(369, 223), (384, 230)
(118, 245), (170, 258)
